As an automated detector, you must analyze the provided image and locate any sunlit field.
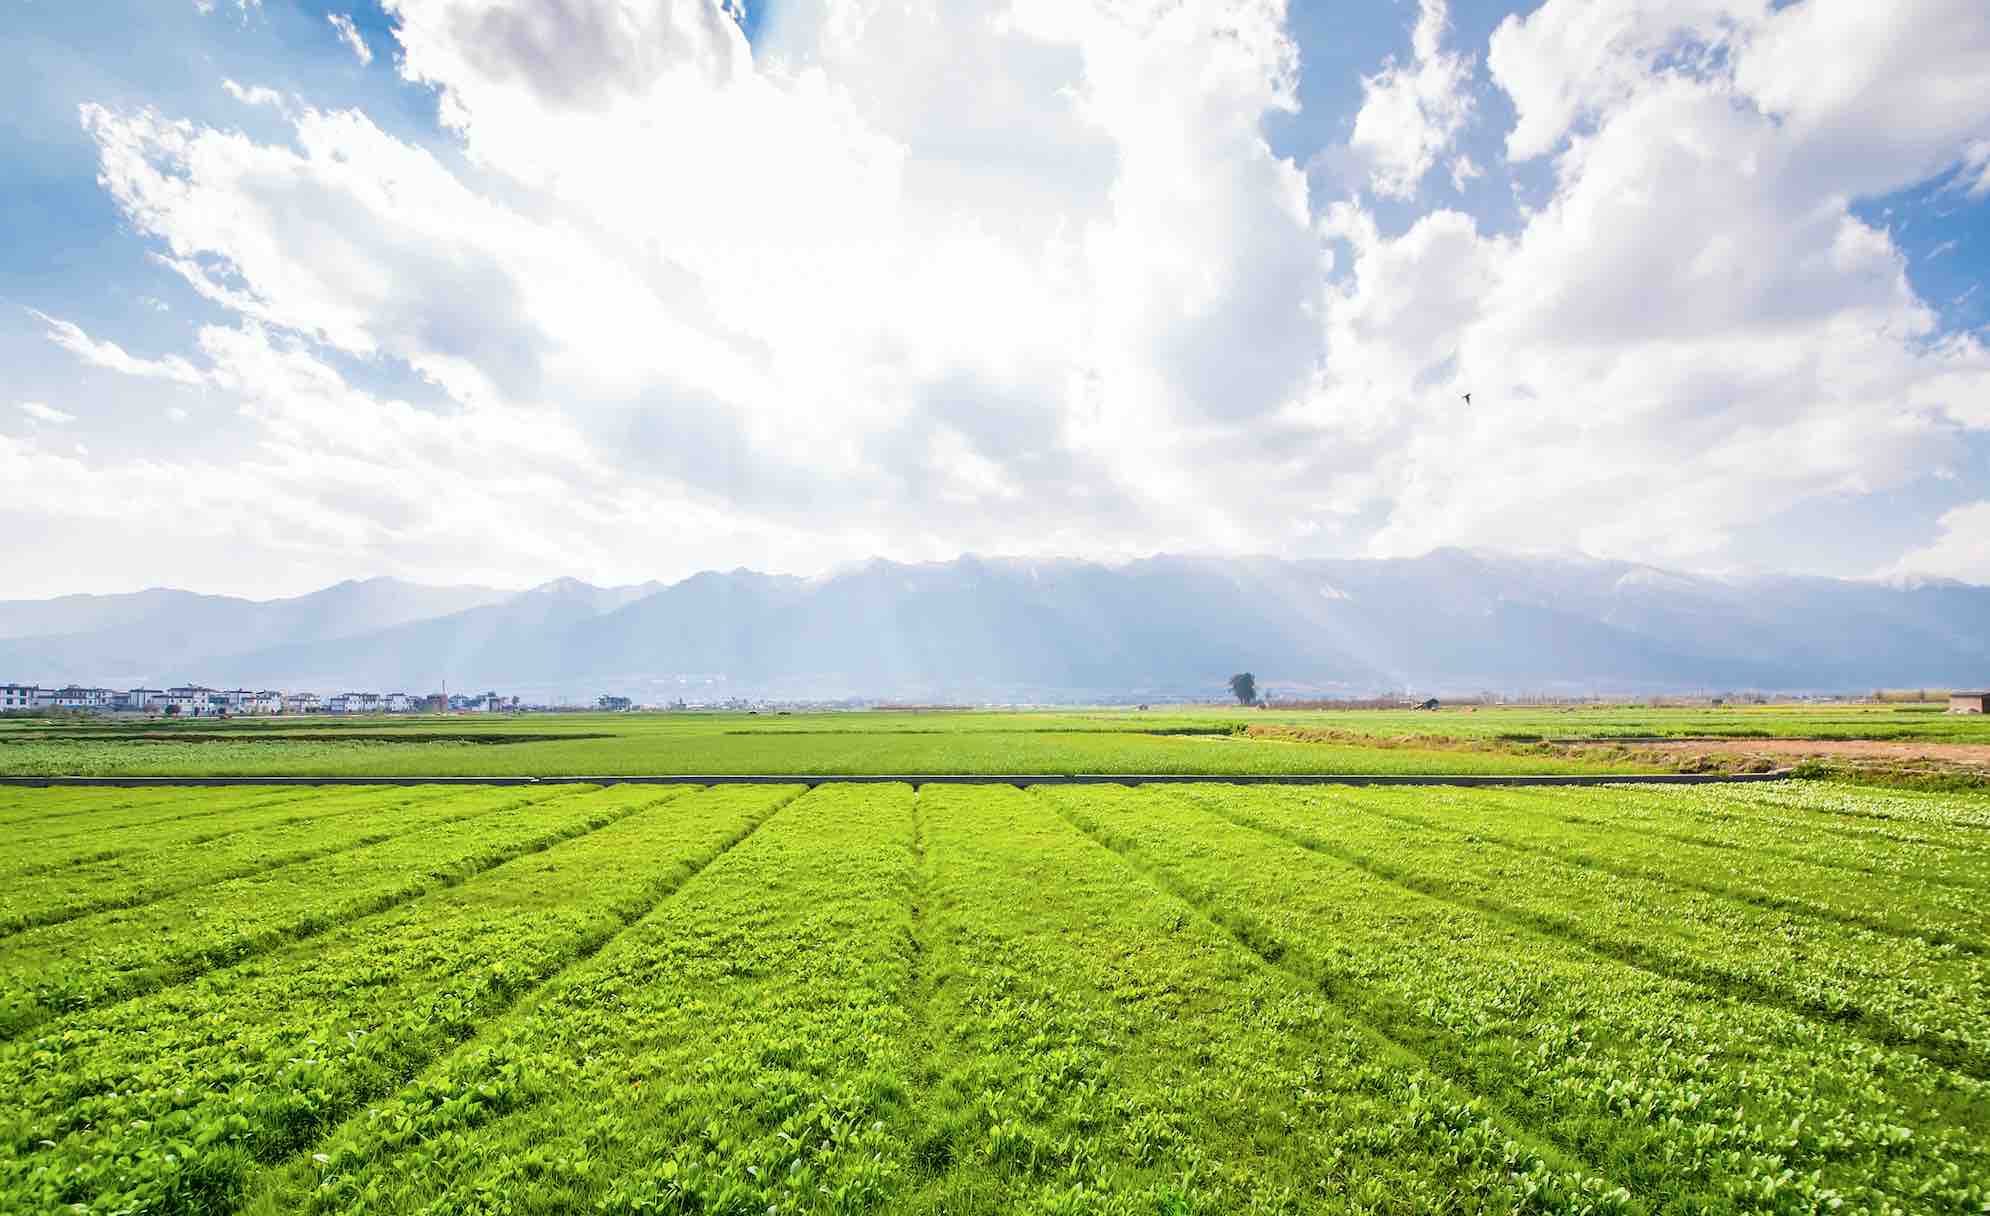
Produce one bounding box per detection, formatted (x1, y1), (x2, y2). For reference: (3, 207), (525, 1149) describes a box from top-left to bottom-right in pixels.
(0, 779), (1985, 1214)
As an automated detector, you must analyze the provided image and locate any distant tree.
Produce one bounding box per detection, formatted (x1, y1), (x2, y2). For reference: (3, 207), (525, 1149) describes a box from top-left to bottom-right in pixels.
(1228, 672), (1257, 706)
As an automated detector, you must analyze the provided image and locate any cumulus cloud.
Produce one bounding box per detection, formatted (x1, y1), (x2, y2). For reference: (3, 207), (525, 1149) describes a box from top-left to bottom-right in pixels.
(26, 0), (1990, 593)
(327, 14), (373, 66)
(1346, 0), (1475, 198)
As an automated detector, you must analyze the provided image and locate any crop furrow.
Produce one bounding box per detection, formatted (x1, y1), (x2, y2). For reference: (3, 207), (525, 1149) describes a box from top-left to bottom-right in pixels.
(897, 786), (950, 1188)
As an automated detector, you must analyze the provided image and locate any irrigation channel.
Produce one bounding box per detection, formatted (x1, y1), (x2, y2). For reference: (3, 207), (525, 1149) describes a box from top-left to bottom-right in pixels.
(1, 770), (1793, 788)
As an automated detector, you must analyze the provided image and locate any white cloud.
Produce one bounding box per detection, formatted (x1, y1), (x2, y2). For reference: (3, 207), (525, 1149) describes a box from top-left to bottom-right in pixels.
(31, 309), (207, 385)
(327, 14), (373, 66)
(1308, 0), (1990, 569)
(1962, 141), (1990, 198)
(1347, 0), (1475, 198)
(30, 0), (1990, 594)
(222, 80), (285, 108)
(1892, 501), (1990, 581)
(18, 401), (74, 424)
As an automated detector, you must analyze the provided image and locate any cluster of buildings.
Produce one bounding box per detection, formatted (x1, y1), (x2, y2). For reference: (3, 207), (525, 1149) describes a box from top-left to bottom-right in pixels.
(0, 683), (519, 717)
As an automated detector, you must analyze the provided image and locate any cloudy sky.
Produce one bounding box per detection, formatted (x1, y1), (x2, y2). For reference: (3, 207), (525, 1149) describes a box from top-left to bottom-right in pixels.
(4, 0), (1988, 598)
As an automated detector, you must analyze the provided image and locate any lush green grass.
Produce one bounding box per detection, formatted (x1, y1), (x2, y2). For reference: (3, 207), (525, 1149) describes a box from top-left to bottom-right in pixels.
(1, 779), (1986, 1213)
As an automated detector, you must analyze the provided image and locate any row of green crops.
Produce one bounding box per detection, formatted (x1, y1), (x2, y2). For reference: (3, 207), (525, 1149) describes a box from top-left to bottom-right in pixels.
(0, 785), (641, 1036)
(904, 784), (1623, 1213)
(0, 785), (582, 935)
(248, 782), (923, 1215)
(0, 784), (797, 1215)
(1032, 785), (1990, 1213)
(1354, 783), (1990, 945)
(1176, 785), (1989, 1078)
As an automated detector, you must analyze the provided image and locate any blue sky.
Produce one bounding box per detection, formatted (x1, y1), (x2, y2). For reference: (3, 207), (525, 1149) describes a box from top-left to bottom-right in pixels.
(3, 0), (1989, 597)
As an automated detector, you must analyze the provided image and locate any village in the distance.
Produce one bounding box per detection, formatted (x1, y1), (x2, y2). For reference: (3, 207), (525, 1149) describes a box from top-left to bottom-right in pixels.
(1, 683), (529, 716)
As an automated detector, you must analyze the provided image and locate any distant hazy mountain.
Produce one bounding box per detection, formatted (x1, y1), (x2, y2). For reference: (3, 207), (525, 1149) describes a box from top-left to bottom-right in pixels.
(0, 578), (510, 687)
(3, 554), (1987, 699)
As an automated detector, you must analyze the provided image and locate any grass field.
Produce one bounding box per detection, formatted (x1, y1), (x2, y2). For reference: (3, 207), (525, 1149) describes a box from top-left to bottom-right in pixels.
(8, 702), (1985, 778)
(1, 779), (1985, 1214)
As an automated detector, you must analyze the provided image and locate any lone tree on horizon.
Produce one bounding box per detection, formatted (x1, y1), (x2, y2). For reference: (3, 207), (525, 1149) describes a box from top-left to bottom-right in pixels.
(1228, 672), (1257, 706)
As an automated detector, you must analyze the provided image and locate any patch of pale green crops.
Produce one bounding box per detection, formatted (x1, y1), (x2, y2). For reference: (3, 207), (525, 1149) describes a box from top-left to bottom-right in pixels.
(0, 785), (553, 934)
(0, 785), (619, 1036)
(0, 786), (357, 855)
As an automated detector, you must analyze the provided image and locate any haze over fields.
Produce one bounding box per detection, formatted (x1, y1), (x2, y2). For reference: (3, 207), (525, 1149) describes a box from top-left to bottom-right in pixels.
(4, 552), (1986, 700)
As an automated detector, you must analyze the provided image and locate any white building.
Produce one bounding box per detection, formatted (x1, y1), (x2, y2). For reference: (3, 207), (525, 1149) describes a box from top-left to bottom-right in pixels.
(48, 686), (115, 711)
(384, 692), (411, 713)
(126, 688), (164, 710)
(163, 685), (216, 715)
(1, 684), (39, 711)
(283, 692), (321, 714)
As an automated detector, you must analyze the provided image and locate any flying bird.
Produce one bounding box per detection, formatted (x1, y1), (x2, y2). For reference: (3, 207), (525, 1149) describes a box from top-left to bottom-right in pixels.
(1461, 392), (1472, 405)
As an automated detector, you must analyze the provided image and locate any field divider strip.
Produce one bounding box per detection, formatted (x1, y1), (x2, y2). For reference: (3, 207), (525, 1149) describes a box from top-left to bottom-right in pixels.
(1028, 788), (1628, 1196)
(0, 787), (638, 1041)
(0, 785), (598, 940)
(1346, 795), (1987, 955)
(1181, 790), (1990, 1082)
(898, 785), (946, 1183)
(0, 770), (1795, 787)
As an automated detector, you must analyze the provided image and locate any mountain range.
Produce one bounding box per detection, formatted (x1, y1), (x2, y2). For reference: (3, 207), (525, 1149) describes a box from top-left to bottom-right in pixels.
(3, 552), (1986, 700)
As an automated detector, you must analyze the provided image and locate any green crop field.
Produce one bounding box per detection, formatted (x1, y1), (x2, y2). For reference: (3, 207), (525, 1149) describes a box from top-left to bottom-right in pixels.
(2, 703), (1985, 781)
(2, 779), (1986, 1214)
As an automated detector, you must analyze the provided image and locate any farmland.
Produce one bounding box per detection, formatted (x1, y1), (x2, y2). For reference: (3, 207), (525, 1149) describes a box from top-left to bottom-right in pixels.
(8, 702), (1990, 779)
(1, 778), (1986, 1213)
